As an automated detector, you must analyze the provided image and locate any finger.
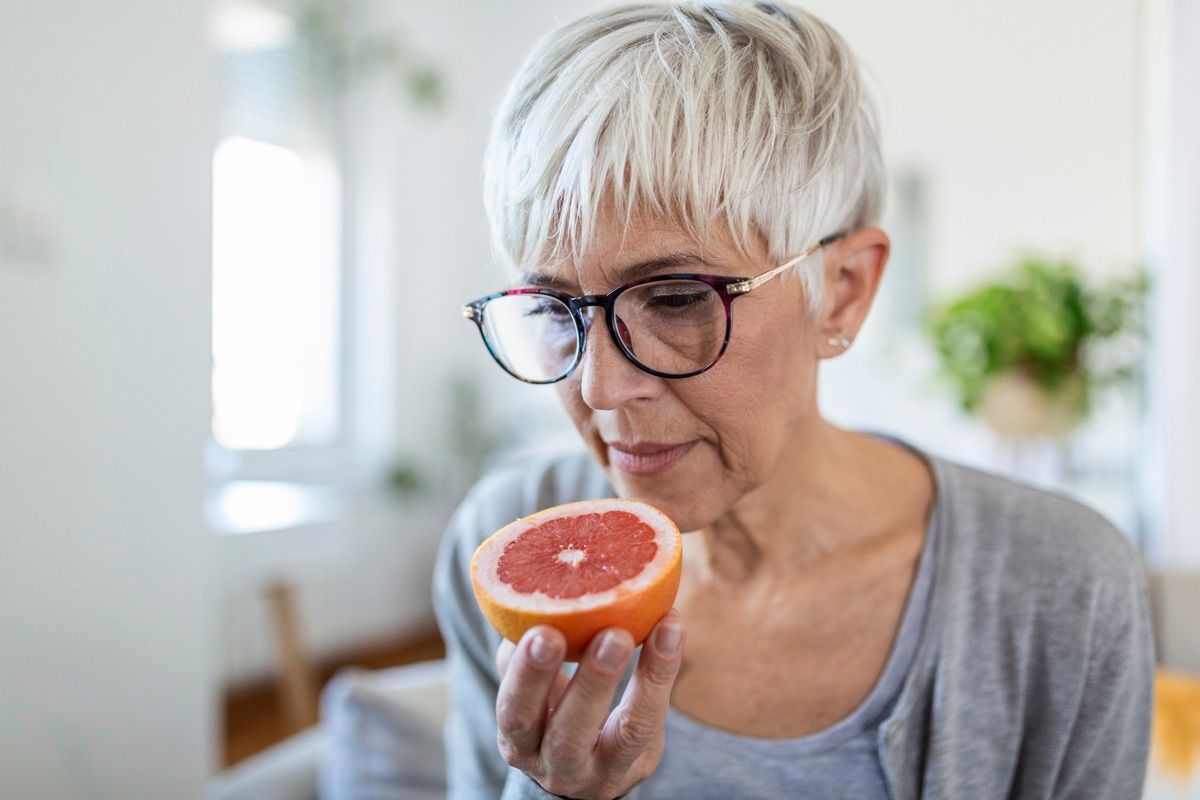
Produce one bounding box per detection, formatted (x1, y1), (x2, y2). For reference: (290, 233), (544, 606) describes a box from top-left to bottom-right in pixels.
(547, 668), (570, 712)
(598, 609), (685, 773)
(495, 626), (566, 759)
(496, 639), (516, 679)
(498, 637), (569, 721)
(542, 627), (634, 770)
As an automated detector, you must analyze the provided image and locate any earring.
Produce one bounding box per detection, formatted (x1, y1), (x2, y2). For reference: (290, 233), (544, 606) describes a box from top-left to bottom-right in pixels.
(826, 334), (853, 348)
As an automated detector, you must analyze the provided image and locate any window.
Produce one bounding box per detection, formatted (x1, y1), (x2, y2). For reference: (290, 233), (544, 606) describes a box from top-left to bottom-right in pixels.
(209, 0), (346, 475)
(212, 136), (340, 451)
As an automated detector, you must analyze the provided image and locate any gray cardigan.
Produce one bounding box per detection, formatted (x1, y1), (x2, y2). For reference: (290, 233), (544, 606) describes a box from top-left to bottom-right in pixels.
(431, 443), (1154, 800)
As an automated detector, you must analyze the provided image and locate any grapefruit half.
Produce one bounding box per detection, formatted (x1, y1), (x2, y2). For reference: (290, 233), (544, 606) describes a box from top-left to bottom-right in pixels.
(470, 498), (682, 661)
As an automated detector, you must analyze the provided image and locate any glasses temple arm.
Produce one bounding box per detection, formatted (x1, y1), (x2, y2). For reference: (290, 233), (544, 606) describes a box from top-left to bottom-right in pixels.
(728, 236), (828, 296)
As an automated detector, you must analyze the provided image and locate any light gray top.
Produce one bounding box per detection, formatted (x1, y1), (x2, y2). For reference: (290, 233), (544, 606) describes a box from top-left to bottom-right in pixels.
(432, 437), (1154, 800)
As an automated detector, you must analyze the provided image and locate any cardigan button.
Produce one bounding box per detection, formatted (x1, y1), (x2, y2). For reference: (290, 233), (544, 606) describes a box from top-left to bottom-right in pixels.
(884, 721), (901, 745)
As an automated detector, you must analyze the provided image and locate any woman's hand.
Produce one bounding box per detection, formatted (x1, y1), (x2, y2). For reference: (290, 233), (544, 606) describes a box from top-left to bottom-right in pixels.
(494, 609), (685, 800)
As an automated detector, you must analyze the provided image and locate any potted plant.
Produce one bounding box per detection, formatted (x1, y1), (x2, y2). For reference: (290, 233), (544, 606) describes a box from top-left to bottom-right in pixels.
(925, 255), (1146, 440)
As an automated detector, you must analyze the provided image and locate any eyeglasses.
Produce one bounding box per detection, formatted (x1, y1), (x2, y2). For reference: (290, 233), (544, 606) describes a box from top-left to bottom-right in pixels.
(462, 231), (846, 384)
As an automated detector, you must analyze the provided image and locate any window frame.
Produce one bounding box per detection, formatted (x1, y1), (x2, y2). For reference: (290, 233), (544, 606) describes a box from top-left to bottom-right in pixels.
(207, 3), (358, 488)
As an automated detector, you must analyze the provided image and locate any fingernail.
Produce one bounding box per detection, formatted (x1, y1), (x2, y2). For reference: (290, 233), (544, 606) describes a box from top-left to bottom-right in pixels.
(657, 623), (682, 655)
(596, 631), (628, 668)
(530, 634), (556, 665)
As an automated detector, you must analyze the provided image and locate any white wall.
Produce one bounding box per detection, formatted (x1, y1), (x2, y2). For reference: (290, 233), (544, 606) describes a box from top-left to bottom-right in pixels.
(0, 2), (216, 797)
(806, 0), (1142, 287)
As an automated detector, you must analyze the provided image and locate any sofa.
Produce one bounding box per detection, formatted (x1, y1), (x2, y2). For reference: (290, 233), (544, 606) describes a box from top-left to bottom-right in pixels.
(204, 659), (449, 800)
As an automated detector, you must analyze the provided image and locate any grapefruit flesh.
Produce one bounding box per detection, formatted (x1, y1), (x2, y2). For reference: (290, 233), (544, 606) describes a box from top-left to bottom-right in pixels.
(471, 498), (682, 661)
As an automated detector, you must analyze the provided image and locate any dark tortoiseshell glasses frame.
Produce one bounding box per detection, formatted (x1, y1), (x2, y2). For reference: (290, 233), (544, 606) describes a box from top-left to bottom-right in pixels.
(462, 231), (847, 384)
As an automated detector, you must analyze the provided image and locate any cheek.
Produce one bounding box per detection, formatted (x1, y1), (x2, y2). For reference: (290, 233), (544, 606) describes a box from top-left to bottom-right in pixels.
(725, 305), (813, 403)
(690, 310), (814, 465)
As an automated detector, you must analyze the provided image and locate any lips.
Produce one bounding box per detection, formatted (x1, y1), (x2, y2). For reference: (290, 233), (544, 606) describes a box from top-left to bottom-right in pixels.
(605, 440), (696, 476)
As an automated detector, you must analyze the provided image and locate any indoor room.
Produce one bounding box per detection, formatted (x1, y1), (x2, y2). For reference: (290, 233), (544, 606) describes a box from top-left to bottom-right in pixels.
(1, 1), (1197, 798)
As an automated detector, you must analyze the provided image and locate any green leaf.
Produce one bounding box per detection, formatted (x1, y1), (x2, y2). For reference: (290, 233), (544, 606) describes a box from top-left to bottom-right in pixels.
(923, 254), (1147, 419)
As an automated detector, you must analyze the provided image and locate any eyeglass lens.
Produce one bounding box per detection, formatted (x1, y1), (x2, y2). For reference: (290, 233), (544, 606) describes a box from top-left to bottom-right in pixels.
(479, 279), (726, 382)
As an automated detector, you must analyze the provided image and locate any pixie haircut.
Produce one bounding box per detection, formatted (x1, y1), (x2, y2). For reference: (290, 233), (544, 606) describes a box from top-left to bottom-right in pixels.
(482, 1), (885, 313)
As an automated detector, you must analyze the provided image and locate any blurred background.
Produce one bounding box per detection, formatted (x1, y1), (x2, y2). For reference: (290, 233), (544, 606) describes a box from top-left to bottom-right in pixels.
(1, 0), (1197, 798)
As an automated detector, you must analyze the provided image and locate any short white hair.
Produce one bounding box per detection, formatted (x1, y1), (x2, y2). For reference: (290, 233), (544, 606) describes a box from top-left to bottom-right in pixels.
(482, 1), (885, 312)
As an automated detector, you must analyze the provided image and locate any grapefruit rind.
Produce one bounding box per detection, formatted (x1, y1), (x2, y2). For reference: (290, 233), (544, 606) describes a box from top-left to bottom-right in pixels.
(470, 498), (682, 661)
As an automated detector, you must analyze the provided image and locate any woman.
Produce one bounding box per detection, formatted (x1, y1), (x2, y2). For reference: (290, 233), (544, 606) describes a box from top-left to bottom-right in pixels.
(433, 3), (1153, 799)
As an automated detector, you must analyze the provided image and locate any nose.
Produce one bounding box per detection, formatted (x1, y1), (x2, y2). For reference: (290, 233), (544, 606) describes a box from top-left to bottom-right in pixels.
(577, 308), (659, 410)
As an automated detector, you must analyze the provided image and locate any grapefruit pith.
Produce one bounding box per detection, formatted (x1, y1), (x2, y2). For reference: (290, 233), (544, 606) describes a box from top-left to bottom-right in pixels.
(470, 498), (682, 661)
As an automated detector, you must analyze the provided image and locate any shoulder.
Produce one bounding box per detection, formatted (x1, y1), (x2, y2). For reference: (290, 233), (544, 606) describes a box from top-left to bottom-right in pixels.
(896, 454), (1154, 799)
(931, 455), (1149, 654)
(935, 456), (1140, 591)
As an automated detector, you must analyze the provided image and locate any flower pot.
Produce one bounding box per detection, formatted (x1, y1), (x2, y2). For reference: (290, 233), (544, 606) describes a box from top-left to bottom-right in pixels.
(976, 369), (1086, 440)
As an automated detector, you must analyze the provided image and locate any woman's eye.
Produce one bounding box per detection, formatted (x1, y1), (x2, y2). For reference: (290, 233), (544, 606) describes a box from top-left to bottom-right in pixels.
(523, 300), (570, 318)
(648, 291), (708, 308)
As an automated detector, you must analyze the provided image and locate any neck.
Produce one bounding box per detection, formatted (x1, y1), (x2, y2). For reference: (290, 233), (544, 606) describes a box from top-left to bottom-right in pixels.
(692, 417), (917, 585)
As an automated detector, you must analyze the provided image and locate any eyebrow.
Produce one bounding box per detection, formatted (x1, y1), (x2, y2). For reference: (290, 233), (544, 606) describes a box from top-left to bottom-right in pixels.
(520, 250), (718, 289)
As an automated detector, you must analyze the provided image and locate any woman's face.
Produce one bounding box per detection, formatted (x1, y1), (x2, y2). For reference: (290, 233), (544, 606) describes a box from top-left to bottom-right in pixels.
(541, 212), (826, 533)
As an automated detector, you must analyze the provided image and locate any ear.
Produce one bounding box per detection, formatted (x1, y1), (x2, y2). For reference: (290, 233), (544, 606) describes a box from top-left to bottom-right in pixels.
(815, 227), (890, 358)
